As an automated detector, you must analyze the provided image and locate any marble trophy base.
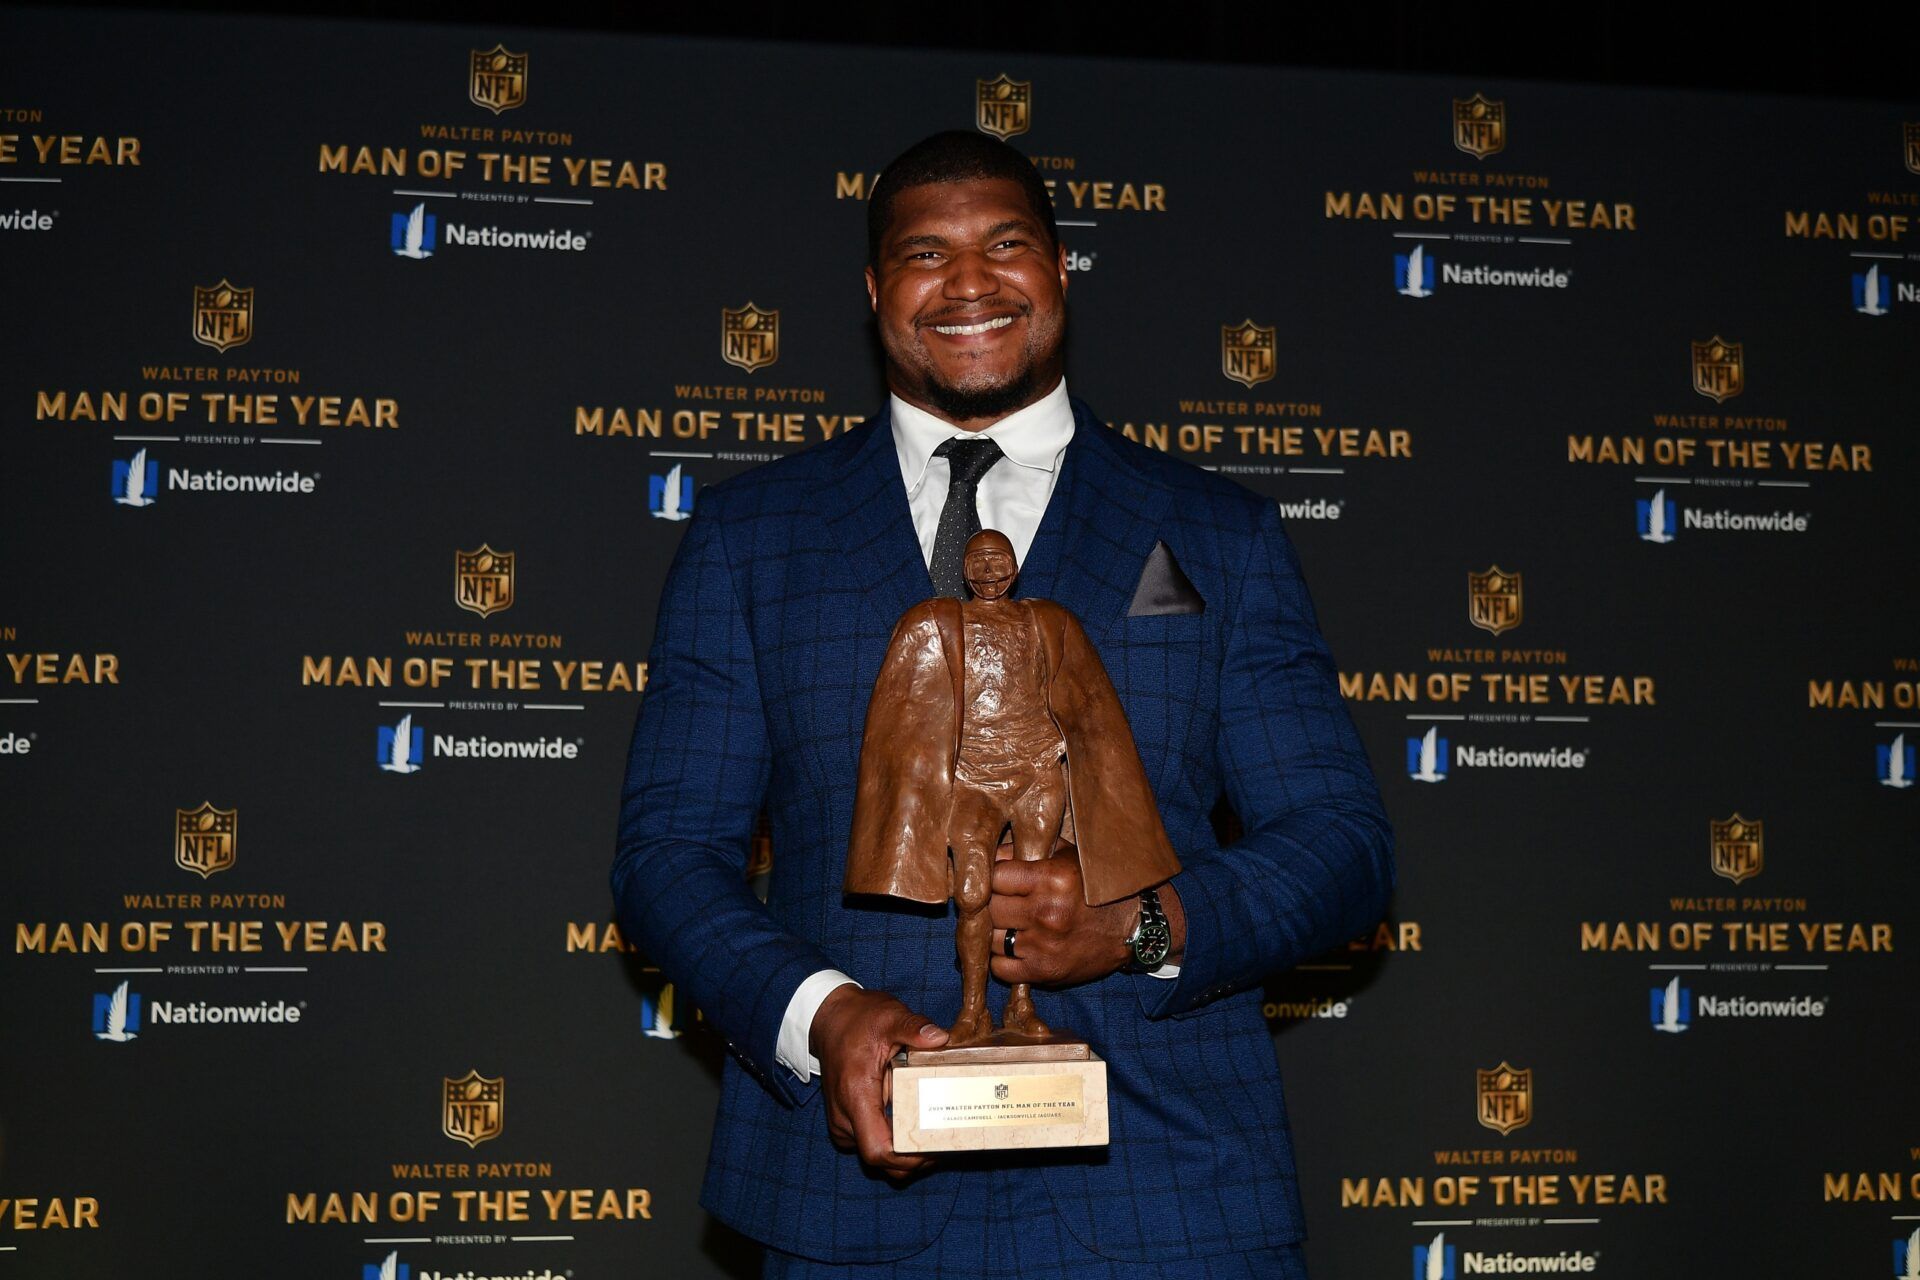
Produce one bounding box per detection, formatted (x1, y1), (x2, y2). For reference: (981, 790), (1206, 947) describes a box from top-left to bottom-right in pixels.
(890, 1032), (1108, 1153)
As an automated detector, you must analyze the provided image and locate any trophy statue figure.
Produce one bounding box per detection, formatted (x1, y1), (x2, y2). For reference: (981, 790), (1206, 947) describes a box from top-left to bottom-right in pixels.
(843, 529), (1179, 1149)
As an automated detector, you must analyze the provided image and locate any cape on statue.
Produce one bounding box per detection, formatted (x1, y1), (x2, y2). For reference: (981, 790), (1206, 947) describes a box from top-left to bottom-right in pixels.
(844, 595), (1181, 908)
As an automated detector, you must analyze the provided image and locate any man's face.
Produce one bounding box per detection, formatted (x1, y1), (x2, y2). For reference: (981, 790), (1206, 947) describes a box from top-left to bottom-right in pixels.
(963, 545), (1016, 600)
(865, 177), (1068, 428)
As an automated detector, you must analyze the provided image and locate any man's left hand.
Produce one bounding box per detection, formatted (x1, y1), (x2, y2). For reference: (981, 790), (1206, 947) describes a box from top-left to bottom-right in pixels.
(987, 844), (1137, 987)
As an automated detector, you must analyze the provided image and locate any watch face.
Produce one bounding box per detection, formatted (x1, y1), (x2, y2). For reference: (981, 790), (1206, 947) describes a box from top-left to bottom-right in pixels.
(1135, 923), (1172, 968)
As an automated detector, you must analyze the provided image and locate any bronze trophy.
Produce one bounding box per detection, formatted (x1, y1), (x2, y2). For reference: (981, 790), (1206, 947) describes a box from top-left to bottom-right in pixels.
(845, 529), (1180, 1152)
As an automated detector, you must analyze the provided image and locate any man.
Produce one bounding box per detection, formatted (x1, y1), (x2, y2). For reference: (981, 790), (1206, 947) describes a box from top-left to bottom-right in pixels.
(612, 131), (1394, 1278)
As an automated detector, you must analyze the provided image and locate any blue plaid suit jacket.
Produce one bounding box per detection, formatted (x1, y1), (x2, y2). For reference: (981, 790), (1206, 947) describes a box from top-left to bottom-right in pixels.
(612, 397), (1394, 1265)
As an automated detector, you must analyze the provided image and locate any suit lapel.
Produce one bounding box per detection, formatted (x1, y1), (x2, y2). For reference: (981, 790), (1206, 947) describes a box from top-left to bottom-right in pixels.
(821, 399), (1173, 648)
(821, 405), (940, 641)
(1018, 400), (1174, 647)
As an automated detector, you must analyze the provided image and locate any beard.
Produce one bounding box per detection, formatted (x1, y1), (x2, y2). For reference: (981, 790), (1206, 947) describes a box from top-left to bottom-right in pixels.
(921, 361), (1043, 422)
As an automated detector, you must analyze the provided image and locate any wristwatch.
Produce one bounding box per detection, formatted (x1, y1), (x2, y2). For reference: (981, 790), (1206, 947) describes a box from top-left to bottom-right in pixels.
(1122, 886), (1172, 973)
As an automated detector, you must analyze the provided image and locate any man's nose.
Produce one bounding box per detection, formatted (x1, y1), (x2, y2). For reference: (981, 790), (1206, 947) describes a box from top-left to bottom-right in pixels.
(942, 248), (999, 300)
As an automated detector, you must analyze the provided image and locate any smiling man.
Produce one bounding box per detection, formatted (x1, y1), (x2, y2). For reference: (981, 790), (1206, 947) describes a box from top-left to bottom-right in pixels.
(613, 131), (1393, 1279)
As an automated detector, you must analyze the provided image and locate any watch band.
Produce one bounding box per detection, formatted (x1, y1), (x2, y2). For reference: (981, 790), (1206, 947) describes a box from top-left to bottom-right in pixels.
(1123, 886), (1172, 973)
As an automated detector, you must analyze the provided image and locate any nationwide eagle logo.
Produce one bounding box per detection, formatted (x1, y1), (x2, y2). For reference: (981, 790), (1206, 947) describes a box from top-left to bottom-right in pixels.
(1476, 1061), (1532, 1135)
(455, 545), (515, 618)
(175, 802), (238, 879)
(469, 45), (528, 114)
(976, 74), (1032, 140)
(442, 1070), (505, 1147)
(1220, 320), (1276, 389)
(1453, 94), (1506, 159)
(1710, 814), (1763, 884)
(1468, 566), (1522, 636)
(721, 303), (780, 373)
(192, 280), (254, 353)
(1691, 337), (1744, 403)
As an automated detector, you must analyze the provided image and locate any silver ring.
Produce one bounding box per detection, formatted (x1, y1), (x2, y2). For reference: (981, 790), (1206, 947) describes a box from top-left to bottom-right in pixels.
(1003, 928), (1018, 959)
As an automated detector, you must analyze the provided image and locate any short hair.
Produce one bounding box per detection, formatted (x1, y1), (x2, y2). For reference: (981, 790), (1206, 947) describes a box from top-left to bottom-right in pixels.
(866, 130), (1059, 267)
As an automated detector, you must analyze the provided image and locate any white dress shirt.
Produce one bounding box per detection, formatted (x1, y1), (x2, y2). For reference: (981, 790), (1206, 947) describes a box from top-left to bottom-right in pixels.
(773, 377), (1176, 1083)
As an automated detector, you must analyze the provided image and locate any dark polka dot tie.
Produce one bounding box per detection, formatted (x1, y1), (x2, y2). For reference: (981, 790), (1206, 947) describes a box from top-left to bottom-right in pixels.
(928, 436), (1005, 598)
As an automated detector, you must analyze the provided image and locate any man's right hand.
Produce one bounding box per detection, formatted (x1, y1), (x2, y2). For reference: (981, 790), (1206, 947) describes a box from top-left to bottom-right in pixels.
(809, 984), (948, 1180)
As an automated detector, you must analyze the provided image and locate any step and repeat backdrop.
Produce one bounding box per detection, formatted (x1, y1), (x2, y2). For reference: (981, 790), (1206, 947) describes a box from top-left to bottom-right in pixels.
(3, 6), (1917, 1277)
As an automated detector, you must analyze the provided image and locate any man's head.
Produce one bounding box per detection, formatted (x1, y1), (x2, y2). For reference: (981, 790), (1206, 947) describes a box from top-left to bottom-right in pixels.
(962, 529), (1018, 600)
(864, 132), (1068, 430)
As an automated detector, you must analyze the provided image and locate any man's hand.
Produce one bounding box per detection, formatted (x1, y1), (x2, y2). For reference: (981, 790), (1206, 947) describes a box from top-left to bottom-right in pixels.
(988, 845), (1143, 987)
(808, 984), (948, 1180)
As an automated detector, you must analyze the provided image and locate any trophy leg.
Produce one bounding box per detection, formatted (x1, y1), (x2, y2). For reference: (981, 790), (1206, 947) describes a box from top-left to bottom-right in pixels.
(946, 795), (1002, 1047)
(1002, 761), (1066, 1039)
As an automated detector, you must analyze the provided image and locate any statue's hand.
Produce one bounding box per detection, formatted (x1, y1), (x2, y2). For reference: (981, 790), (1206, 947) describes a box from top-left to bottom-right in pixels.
(988, 844), (1137, 987)
(809, 984), (948, 1179)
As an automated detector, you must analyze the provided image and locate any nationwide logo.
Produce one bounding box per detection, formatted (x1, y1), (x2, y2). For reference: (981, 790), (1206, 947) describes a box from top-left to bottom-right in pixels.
(175, 802), (237, 878)
(0, 208), (56, 231)
(1453, 93), (1507, 159)
(1468, 566), (1521, 636)
(192, 280), (254, 353)
(1407, 726), (1448, 782)
(1691, 337), (1743, 403)
(469, 45), (528, 114)
(1220, 320), (1276, 389)
(364, 1250), (410, 1280)
(1879, 732), (1914, 789)
(651, 462), (694, 521)
(640, 984), (680, 1040)
(443, 1070), (505, 1147)
(443, 223), (588, 252)
(378, 714), (425, 774)
(1650, 975), (1691, 1033)
(976, 73), (1032, 140)
(1895, 1225), (1920, 1278)
(111, 448), (158, 507)
(1905, 123), (1920, 176)
(1710, 814), (1763, 884)
(1395, 245), (1435, 298)
(93, 980), (141, 1042)
(1395, 248), (1570, 294)
(1635, 488), (1676, 543)
(1476, 1061), (1532, 1135)
(455, 545), (515, 618)
(1853, 263), (1893, 316)
(1413, 1231), (1457, 1280)
(721, 303), (779, 373)
(392, 203), (437, 259)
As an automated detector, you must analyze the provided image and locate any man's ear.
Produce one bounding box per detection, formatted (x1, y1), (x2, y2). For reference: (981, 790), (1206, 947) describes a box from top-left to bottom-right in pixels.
(1056, 241), (1069, 295)
(864, 264), (878, 312)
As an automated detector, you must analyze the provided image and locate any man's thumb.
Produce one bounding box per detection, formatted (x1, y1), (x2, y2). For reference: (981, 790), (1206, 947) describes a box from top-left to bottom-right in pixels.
(910, 1016), (948, 1044)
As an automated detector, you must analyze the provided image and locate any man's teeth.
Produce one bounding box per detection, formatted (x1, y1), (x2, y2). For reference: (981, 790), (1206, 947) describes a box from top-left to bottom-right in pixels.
(933, 316), (1014, 335)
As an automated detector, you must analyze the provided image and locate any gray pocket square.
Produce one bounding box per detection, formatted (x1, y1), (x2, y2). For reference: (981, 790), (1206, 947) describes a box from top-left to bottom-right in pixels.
(1127, 541), (1205, 616)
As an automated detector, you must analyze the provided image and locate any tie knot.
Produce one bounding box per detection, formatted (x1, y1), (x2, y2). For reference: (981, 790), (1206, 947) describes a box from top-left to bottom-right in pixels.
(934, 435), (1005, 486)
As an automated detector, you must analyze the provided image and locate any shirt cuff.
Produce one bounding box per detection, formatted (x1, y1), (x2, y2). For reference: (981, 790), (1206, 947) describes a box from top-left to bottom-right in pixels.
(1145, 963), (1181, 980)
(775, 969), (860, 1082)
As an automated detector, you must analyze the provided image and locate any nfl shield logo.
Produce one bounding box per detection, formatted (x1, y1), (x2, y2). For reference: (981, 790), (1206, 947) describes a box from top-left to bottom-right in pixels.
(470, 44), (528, 114)
(1468, 567), (1522, 636)
(722, 303), (780, 373)
(455, 545), (516, 618)
(175, 802), (237, 879)
(443, 1070), (505, 1147)
(1904, 123), (1920, 175)
(1453, 94), (1506, 159)
(976, 74), (1032, 140)
(192, 280), (254, 353)
(1220, 320), (1276, 389)
(1476, 1062), (1532, 1135)
(1710, 814), (1763, 885)
(1691, 337), (1744, 402)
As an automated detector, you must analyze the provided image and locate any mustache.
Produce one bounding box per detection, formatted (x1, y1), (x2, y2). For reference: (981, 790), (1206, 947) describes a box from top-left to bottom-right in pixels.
(916, 301), (1031, 328)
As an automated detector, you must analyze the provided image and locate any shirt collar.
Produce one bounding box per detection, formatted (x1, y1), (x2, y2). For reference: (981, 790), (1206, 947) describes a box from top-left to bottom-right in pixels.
(890, 377), (1074, 498)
